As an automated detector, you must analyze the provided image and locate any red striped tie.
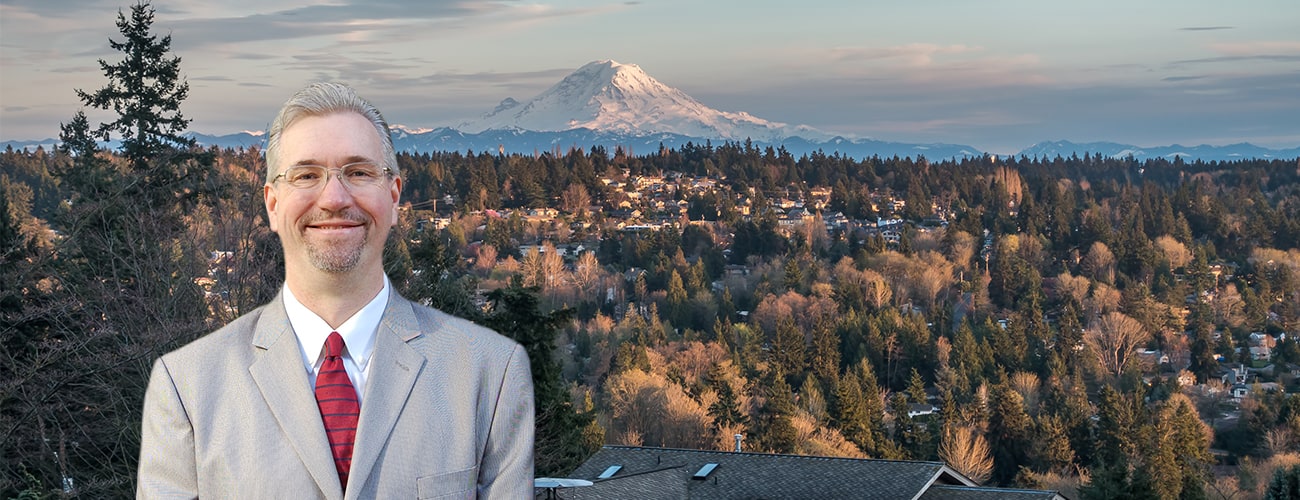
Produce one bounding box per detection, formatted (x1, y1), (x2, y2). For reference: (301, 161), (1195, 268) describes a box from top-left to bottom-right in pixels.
(316, 331), (360, 490)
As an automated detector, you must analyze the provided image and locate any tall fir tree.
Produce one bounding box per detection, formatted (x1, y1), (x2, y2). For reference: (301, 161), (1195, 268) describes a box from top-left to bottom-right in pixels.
(707, 363), (747, 429)
(76, 1), (196, 172)
(760, 372), (799, 454)
(987, 384), (1032, 485)
(480, 281), (601, 476)
(833, 371), (875, 454)
(6, 3), (215, 496)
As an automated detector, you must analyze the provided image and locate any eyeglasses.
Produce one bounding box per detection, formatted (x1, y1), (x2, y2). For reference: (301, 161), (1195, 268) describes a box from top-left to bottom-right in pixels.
(271, 162), (394, 191)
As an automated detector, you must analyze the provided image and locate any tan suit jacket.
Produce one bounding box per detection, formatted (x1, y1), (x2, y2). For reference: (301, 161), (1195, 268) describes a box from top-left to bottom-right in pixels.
(137, 292), (534, 499)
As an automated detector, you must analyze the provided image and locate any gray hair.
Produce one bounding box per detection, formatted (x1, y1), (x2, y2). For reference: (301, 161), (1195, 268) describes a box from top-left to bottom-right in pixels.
(264, 82), (399, 182)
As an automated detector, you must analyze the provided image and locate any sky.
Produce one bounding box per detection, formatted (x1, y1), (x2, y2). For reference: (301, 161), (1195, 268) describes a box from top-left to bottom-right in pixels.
(2, 0), (1299, 154)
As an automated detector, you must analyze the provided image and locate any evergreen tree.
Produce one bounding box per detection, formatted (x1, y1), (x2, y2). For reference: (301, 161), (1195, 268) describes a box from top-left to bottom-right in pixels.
(856, 358), (899, 458)
(833, 371), (875, 454)
(1034, 414), (1075, 474)
(1187, 303), (1219, 383)
(480, 282), (599, 476)
(907, 368), (928, 406)
(890, 392), (920, 458)
(809, 320), (841, 385)
(6, 3), (215, 495)
(760, 373), (799, 453)
(782, 257), (804, 291)
(771, 316), (807, 379)
(76, 1), (196, 172)
(987, 384), (1032, 485)
(707, 364), (747, 429)
(1266, 465), (1300, 500)
(1167, 395), (1212, 499)
(1094, 386), (1140, 466)
(666, 269), (688, 325)
(800, 374), (828, 423)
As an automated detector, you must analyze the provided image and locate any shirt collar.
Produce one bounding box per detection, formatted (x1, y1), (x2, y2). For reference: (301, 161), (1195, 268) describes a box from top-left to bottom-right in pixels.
(282, 278), (389, 372)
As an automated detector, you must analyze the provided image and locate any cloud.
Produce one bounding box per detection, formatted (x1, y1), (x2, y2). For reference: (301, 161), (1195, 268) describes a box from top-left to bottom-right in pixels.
(830, 43), (983, 67)
(1179, 26), (1234, 31)
(1173, 41), (1300, 65)
(1174, 54), (1300, 65)
(1162, 76), (1205, 82)
(0, 0), (120, 20)
(1209, 41), (1300, 57)
(160, 1), (501, 52)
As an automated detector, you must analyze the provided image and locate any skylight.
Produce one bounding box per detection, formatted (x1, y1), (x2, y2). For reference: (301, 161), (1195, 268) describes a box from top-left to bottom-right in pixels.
(598, 465), (622, 479)
(692, 463), (719, 480)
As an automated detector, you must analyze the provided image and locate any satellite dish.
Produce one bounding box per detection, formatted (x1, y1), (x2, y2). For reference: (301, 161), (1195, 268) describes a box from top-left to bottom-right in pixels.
(535, 478), (593, 499)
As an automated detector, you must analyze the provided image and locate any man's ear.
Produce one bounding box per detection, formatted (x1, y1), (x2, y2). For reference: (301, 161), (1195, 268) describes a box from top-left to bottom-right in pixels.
(265, 184), (281, 233)
(389, 176), (402, 226)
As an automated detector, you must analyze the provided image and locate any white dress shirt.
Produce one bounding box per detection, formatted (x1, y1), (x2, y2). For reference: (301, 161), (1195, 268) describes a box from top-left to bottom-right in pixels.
(282, 278), (389, 405)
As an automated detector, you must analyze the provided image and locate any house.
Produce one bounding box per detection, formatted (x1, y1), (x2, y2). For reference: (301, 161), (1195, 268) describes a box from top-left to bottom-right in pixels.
(909, 403), (940, 418)
(550, 446), (1067, 500)
(1222, 365), (1250, 386)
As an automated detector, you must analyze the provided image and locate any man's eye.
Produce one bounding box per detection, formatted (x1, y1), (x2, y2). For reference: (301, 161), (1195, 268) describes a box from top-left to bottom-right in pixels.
(347, 168), (379, 179)
(290, 170), (321, 182)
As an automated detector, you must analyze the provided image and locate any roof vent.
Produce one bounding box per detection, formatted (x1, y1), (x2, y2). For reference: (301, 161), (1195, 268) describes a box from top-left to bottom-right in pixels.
(597, 465), (621, 479)
(692, 463), (719, 480)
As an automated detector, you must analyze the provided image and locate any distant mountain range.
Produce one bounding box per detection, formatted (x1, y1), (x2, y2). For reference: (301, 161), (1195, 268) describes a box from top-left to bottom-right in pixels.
(1016, 140), (1300, 162)
(5, 60), (1298, 162)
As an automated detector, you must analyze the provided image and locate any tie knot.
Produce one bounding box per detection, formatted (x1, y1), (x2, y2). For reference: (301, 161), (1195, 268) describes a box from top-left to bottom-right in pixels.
(325, 331), (345, 358)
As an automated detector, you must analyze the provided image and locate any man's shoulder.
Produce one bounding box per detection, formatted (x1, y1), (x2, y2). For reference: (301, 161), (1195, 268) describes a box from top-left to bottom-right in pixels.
(159, 304), (272, 365)
(394, 296), (521, 352)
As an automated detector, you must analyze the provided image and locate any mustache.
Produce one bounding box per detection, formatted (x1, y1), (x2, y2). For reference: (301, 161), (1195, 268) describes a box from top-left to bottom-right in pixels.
(301, 208), (371, 227)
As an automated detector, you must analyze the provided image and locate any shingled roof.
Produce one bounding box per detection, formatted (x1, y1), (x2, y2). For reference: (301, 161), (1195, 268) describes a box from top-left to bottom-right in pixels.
(546, 446), (1064, 500)
(920, 485), (1066, 500)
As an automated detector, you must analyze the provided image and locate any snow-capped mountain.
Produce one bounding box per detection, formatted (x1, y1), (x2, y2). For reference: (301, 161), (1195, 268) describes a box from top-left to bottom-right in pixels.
(7, 60), (1297, 161)
(457, 60), (831, 143)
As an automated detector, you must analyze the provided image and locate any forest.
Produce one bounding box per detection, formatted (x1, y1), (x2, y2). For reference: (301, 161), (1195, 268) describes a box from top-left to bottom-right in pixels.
(5, 3), (1300, 498)
(6, 135), (1300, 498)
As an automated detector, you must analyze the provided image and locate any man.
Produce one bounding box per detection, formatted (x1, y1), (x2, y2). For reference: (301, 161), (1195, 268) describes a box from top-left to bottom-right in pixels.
(138, 82), (534, 499)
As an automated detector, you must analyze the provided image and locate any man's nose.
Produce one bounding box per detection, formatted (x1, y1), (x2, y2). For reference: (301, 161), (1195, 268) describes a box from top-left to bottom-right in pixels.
(314, 171), (355, 208)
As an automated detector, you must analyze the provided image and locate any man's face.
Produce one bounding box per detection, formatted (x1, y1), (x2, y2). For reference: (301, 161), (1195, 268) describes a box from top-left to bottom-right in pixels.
(265, 111), (400, 278)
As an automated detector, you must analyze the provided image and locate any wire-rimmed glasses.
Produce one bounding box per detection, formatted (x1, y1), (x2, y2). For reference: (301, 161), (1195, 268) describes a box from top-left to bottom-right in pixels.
(271, 161), (394, 191)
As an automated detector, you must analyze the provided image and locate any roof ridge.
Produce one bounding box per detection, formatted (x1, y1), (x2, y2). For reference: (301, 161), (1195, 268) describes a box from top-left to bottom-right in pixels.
(930, 484), (1061, 493)
(598, 445), (948, 466)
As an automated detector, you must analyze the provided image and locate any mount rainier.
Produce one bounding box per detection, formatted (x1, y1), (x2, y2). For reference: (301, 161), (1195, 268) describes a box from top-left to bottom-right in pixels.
(6, 60), (1297, 161)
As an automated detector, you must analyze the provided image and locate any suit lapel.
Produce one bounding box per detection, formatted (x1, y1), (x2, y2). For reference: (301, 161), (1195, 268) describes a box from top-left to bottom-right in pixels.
(248, 294), (343, 500)
(345, 295), (426, 499)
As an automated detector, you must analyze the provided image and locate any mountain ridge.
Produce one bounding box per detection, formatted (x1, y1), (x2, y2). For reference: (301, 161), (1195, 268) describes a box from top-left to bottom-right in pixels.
(8, 129), (1299, 163)
(4, 60), (1299, 161)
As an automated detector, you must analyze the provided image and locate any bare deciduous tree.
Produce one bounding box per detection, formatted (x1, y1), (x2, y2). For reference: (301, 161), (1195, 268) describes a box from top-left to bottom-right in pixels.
(946, 230), (977, 270)
(1082, 241), (1116, 284)
(1214, 284), (1246, 328)
(474, 243), (498, 274)
(1085, 311), (1150, 377)
(573, 251), (601, 297)
(1010, 372), (1042, 416)
(939, 424), (994, 484)
(1055, 271), (1090, 306)
(1155, 235), (1193, 270)
(862, 269), (893, 310)
(561, 182), (591, 217)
